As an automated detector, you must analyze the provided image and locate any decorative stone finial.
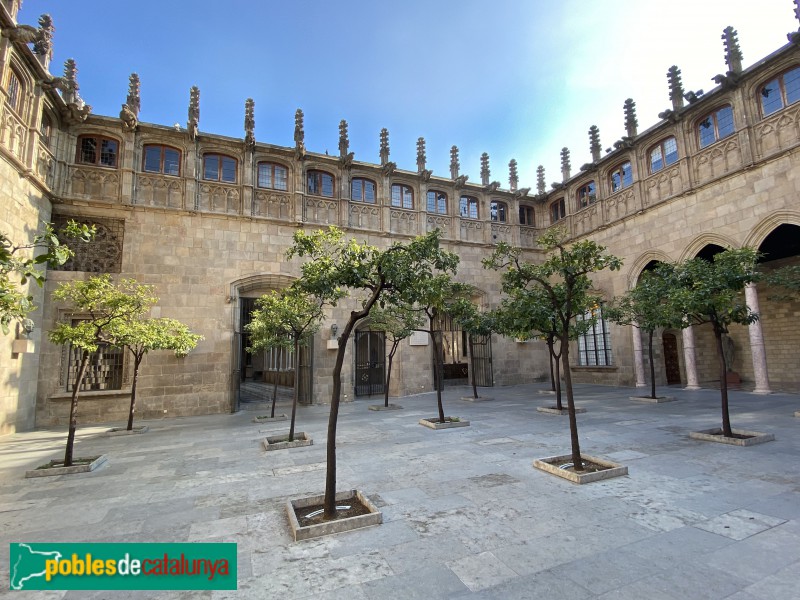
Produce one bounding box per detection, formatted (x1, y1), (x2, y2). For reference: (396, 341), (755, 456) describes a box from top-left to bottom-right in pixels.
(244, 98), (255, 149)
(416, 137), (427, 172)
(480, 153), (490, 186)
(508, 159), (518, 192)
(32, 14), (54, 67)
(379, 128), (389, 166)
(294, 109), (305, 158)
(62, 58), (79, 104)
(560, 148), (571, 182)
(187, 86), (200, 140)
(789, 1), (800, 43)
(624, 99), (638, 138)
(589, 126), (601, 163)
(536, 165), (546, 195)
(125, 73), (140, 117)
(722, 26), (743, 74)
(450, 145), (460, 179)
(338, 119), (349, 158)
(668, 66), (684, 111)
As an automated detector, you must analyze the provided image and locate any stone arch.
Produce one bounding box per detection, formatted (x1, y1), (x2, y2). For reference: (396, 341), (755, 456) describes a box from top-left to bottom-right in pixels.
(742, 211), (800, 250)
(626, 250), (674, 290)
(679, 233), (740, 261)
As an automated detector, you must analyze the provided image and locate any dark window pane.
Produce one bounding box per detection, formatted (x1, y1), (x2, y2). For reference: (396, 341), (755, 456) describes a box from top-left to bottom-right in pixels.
(221, 156), (236, 182)
(716, 106), (735, 140)
(80, 138), (97, 164)
(164, 148), (180, 175)
(622, 162), (633, 188)
(100, 140), (117, 167)
(144, 146), (162, 172)
(699, 117), (716, 148)
(204, 156), (219, 180)
(274, 166), (288, 190)
(664, 138), (678, 166)
(257, 163), (272, 188)
(352, 179), (363, 201)
(321, 173), (333, 197)
(364, 181), (375, 203)
(650, 146), (664, 173)
(761, 78), (783, 116)
(427, 191), (436, 212)
(784, 67), (800, 105)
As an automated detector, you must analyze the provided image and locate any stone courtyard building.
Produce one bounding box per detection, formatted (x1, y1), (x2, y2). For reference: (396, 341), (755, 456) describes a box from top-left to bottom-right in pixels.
(1, 0), (799, 434)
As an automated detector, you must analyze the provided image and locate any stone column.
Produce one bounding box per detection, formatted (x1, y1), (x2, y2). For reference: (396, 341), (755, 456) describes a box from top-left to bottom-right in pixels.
(631, 323), (646, 387)
(682, 325), (701, 389)
(745, 283), (771, 394)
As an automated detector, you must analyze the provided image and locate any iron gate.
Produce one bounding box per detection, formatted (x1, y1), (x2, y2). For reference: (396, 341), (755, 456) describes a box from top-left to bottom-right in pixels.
(469, 334), (493, 387)
(354, 329), (386, 396)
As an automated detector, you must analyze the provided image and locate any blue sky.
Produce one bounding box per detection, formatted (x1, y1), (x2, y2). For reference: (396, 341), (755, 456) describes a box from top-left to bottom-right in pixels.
(30, 0), (798, 187)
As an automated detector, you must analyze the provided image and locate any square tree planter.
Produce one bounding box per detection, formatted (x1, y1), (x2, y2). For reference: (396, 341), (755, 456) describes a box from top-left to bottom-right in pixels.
(537, 406), (586, 416)
(534, 454), (628, 484)
(629, 396), (675, 403)
(105, 425), (149, 436)
(368, 404), (403, 411)
(26, 455), (108, 478)
(262, 432), (313, 451)
(689, 428), (775, 447)
(252, 414), (288, 424)
(419, 417), (470, 430)
(286, 489), (382, 541)
(461, 395), (493, 402)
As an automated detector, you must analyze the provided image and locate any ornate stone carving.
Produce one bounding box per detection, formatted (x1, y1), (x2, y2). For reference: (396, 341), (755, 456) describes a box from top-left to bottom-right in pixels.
(560, 147), (570, 182)
(714, 27), (743, 88)
(508, 158), (518, 192)
(454, 174), (468, 189)
(119, 104), (137, 132)
(450, 145), (460, 179)
(668, 66), (684, 111)
(244, 98), (255, 150)
(125, 73), (140, 117)
(589, 125), (601, 163)
(788, 0), (800, 43)
(294, 109), (306, 159)
(416, 137), (426, 172)
(515, 187), (531, 199)
(480, 152), (490, 186)
(338, 119), (349, 157)
(187, 86), (200, 140)
(379, 128), (389, 165)
(624, 98), (638, 138)
(536, 165), (546, 195)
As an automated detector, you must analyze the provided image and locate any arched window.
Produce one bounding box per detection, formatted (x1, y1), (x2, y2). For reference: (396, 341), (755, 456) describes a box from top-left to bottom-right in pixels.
(40, 113), (53, 147)
(351, 177), (376, 203)
(77, 135), (119, 168)
(609, 162), (633, 193)
(649, 137), (679, 173)
(5, 68), (22, 114)
(203, 154), (237, 183)
(427, 190), (447, 214)
(550, 198), (566, 224)
(698, 105), (735, 148)
(518, 205), (534, 226)
(391, 183), (413, 209)
(257, 162), (288, 191)
(577, 304), (613, 366)
(577, 181), (596, 209)
(459, 195), (478, 219)
(490, 200), (507, 222)
(143, 144), (181, 176)
(760, 66), (800, 117)
(307, 170), (334, 197)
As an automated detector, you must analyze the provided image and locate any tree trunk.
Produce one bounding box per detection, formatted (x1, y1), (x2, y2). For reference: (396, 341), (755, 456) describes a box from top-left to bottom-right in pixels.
(561, 335), (583, 471)
(715, 327), (733, 437)
(430, 328), (446, 423)
(126, 351), (144, 431)
(469, 335), (478, 399)
(270, 376), (278, 418)
(64, 350), (90, 467)
(648, 329), (657, 400)
(385, 341), (399, 408)
(548, 338), (556, 392)
(289, 336), (300, 442)
(554, 349), (563, 411)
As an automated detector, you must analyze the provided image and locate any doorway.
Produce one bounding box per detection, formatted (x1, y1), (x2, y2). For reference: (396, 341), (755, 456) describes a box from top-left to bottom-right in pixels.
(354, 329), (386, 396)
(662, 332), (681, 385)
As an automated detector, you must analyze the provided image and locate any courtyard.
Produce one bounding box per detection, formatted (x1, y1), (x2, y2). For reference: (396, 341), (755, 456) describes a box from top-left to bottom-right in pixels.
(1, 383), (799, 599)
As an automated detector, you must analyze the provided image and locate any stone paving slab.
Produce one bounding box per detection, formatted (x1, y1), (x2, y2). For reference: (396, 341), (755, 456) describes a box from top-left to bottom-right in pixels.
(1, 383), (799, 598)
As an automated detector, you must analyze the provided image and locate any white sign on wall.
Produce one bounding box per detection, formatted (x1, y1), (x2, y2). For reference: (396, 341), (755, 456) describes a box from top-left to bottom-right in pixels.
(409, 331), (428, 346)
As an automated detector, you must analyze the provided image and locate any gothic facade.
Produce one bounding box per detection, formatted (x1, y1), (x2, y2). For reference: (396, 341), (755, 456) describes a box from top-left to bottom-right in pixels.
(1, 0), (799, 434)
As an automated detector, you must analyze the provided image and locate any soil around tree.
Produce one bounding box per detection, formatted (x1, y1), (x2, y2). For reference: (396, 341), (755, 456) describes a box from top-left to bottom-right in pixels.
(295, 497), (373, 527)
(25, 455), (108, 478)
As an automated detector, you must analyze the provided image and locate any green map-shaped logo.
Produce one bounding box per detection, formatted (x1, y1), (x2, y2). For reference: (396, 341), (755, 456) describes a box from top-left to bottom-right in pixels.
(9, 543), (63, 590)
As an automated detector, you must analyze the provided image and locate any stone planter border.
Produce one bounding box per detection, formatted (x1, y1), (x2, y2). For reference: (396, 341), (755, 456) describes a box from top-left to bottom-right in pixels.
(537, 389), (557, 395)
(419, 417), (470, 430)
(688, 428), (775, 446)
(629, 396), (676, 403)
(537, 406), (586, 415)
(368, 404), (403, 411)
(286, 489), (382, 541)
(461, 396), (493, 402)
(262, 432), (313, 451)
(105, 426), (149, 436)
(26, 455), (108, 478)
(533, 454), (628, 484)
(252, 414), (288, 423)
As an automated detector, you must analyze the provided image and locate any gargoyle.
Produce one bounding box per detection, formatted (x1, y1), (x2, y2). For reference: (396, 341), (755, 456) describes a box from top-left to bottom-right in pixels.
(712, 72), (741, 90)
(484, 181), (500, 192)
(119, 104), (137, 132)
(63, 102), (92, 124)
(418, 169), (432, 182)
(339, 152), (354, 169)
(1, 24), (38, 44)
(382, 161), (396, 176)
(515, 187), (531, 199)
(454, 175), (468, 189)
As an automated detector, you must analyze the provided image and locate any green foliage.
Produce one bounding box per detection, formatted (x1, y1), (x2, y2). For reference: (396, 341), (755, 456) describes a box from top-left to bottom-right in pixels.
(0, 220), (94, 334)
(49, 275), (156, 351)
(368, 303), (424, 344)
(764, 264), (800, 301)
(112, 317), (203, 358)
(449, 298), (494, 338)
(606, 265), (684, 334)
(246, 285), (325, 351)
(669, 248), (760, 333)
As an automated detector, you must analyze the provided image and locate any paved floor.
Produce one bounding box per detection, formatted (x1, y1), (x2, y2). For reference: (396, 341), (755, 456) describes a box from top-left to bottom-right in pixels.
(1, 383), (799, 599)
